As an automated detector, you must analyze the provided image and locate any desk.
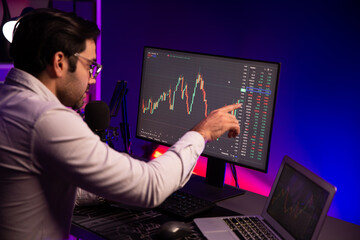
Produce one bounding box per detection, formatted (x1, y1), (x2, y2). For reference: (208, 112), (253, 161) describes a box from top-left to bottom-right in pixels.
(71, 175), (360, 240)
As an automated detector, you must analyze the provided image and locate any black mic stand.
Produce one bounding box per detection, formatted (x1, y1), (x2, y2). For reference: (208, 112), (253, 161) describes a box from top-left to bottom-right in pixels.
(120, 86), (131, 154)
(108, 80), (132, 154)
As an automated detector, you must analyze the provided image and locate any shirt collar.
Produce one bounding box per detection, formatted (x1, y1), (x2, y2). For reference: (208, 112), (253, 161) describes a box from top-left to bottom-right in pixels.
(5, 68), (60, 104)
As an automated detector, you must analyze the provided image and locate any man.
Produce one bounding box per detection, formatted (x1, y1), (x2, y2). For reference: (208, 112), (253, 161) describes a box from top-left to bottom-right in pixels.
(0, 8), (241, 239)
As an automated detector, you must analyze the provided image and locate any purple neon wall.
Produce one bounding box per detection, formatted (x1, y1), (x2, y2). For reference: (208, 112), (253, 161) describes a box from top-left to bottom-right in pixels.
(101, 1), (360, 225)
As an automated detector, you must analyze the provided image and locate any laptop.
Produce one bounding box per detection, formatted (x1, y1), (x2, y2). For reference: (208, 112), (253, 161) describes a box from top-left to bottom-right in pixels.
(194, 155), (337, 240)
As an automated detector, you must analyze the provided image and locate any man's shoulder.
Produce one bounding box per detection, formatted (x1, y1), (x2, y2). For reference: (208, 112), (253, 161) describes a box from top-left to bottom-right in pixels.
(0, 84), (68, 127)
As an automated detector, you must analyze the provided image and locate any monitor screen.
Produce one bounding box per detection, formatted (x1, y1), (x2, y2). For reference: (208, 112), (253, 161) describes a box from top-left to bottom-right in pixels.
(137, 47), (280, 174)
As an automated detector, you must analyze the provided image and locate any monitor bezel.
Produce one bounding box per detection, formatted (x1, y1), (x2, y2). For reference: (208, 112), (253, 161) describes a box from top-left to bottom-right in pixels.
(136, 46), (281, 174)
(262, 155), (337, 240)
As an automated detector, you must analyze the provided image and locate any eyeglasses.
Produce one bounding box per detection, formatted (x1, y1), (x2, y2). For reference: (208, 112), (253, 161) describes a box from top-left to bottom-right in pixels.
(74, 53), (103, 79)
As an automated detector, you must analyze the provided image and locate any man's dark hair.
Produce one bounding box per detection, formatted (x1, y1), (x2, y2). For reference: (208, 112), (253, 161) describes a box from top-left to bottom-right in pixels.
(9, 8), (100, 77)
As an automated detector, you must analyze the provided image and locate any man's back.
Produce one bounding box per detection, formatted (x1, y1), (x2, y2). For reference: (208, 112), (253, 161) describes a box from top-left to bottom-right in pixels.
(0, 69), (76, 239)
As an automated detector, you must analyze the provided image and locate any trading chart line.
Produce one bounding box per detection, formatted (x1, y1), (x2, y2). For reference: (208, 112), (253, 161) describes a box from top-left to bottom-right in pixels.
(142, 72), (208, 117)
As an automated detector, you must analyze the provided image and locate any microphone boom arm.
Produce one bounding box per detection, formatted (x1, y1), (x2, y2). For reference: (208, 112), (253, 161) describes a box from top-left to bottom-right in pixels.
(108, 80), (131, 153)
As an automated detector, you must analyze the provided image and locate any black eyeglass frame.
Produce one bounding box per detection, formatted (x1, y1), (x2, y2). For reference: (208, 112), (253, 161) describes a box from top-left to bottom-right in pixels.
(74, 53), (103, 79)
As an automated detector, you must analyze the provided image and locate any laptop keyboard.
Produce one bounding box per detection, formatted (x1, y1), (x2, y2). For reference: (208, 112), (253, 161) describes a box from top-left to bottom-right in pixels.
(223, 216), (279, 240)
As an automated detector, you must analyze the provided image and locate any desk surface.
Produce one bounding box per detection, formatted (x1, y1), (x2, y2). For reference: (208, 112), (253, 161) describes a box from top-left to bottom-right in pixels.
(71, 175), (360, 240)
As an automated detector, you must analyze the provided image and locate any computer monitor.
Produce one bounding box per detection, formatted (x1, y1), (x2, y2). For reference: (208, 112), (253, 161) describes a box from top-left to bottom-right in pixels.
(136, 46), (280, 200)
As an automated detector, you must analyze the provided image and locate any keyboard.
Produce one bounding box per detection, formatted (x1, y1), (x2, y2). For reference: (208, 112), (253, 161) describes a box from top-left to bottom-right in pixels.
(157, 190), (216, 219)
(223, 216), (279, 240)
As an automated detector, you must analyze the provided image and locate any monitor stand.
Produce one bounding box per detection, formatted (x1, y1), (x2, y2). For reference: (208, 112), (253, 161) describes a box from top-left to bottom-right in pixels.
(181, 157), (245, 202)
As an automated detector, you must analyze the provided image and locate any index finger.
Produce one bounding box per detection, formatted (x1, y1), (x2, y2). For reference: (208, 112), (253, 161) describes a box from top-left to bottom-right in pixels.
(219, 103), (242, 113)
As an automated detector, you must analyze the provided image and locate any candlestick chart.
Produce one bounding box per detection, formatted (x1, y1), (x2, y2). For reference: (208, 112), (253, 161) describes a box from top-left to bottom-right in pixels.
(142, 72), (209, 117)
(270, 186), (316, 220)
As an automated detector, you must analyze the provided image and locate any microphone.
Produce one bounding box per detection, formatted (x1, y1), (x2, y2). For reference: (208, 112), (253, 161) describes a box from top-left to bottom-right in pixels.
(85, 101), (110, 142)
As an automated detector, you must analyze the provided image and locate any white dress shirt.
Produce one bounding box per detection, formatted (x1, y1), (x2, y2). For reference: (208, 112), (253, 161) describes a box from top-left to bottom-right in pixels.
(0, 68), (205, 240)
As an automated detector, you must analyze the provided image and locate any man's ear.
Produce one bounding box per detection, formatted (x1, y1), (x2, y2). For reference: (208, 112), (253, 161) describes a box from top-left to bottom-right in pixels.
(52, 51), (66, 77)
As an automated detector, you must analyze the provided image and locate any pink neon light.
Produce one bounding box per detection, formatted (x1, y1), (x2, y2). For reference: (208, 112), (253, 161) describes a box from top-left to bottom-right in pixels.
(96, 0), (101, 100)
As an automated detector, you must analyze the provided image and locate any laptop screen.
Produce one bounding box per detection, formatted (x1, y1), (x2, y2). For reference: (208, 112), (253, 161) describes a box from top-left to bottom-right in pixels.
(266, 163), (330, 240)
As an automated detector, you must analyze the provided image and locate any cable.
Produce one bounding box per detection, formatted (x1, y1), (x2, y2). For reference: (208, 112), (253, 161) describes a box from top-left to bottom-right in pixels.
(230, 163), (239, 188)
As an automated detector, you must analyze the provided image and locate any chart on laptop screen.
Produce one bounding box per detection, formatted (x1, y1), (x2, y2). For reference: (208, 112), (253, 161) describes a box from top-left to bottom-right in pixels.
(137, 47), (280, 170)
(267, 164), (330, 239)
